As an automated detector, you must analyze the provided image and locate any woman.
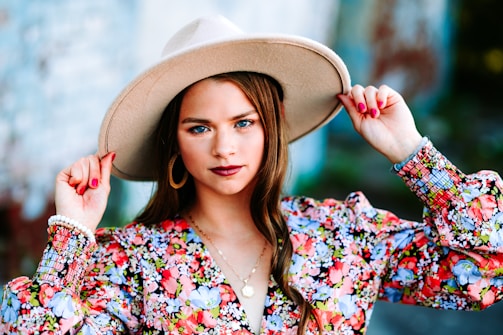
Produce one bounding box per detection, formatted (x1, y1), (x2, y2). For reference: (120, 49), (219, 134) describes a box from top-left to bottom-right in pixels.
(1, 15), (503, 335)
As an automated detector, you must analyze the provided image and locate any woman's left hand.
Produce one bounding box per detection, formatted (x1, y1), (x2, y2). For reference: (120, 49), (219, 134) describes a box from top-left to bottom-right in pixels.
(338, 84), (423, 163)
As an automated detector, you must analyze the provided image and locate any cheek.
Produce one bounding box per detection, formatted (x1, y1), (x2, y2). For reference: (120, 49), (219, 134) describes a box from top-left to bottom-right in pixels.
(179, 139), (218, 180)
(177, 138), (197, 169)
(179, 145), (203, 172)
(247, 134), (265, 165)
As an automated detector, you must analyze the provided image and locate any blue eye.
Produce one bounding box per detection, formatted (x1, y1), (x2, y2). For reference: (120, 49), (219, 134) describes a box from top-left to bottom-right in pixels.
(236, 119), (253, 128)
(189, 125), (209, 134)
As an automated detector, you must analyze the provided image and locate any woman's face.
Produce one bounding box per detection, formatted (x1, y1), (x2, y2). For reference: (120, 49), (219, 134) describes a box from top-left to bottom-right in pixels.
(177, 78), (265, 199)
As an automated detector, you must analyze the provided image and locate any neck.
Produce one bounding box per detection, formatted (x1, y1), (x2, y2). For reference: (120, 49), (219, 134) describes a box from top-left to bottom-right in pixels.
(188, 189), (257, 237)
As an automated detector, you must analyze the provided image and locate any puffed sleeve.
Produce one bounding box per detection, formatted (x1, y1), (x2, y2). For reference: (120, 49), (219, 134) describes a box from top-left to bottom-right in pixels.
(0, 225), (142, 334)
(378, 140), (503, 309)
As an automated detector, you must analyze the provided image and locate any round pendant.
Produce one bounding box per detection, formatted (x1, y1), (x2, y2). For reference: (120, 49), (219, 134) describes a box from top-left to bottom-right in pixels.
(241, 284), (255, 298)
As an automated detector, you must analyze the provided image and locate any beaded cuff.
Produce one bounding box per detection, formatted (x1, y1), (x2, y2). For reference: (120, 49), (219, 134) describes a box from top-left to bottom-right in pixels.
(48, 214), (95, 243)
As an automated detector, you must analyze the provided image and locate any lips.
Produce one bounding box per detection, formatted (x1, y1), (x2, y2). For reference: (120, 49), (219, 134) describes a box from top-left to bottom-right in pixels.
(210, 165), (242, 176)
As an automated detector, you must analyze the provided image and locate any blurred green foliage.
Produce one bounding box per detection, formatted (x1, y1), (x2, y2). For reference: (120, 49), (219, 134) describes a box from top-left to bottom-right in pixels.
(440, 0), (503, 171)
(297, 0), (503, 223)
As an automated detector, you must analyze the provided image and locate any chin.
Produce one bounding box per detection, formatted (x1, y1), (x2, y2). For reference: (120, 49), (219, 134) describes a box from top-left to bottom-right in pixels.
(218, 188), (247, 196)
(217, 184), (254, 198)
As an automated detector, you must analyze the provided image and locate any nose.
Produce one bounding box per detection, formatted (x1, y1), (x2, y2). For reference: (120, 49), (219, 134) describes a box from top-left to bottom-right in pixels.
(212, 128), (236, 158)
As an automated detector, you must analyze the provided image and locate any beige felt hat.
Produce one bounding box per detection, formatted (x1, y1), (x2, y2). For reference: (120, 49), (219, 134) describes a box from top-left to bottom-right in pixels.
(98, 15), (351, 181)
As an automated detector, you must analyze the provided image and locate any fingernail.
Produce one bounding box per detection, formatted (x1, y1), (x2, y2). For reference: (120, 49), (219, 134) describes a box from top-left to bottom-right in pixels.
(91, 178), (98, 187)
(358, 102), (366, 112)
(377, 100), (383, 108)
(370, 108), (378, 118)
(78, 187), (86, 195)
(111, 152), (116, 162)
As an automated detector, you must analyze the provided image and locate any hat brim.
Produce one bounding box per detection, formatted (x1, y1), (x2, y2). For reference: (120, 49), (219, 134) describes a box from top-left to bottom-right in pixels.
(98, 34), (351, 181)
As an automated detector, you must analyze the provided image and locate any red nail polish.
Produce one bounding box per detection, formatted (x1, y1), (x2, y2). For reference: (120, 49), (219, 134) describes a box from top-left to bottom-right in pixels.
(358, 102), (366, 112)
(91, 178), (98, 187)
(370, 108), (377, 118)
(78, 187), (86, 195)
(378, 100), (383, 108)
(111, 152), (116, 162)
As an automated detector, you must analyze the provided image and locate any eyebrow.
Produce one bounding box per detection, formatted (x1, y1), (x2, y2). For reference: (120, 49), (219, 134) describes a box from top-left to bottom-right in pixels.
(180, 110), (258, 124)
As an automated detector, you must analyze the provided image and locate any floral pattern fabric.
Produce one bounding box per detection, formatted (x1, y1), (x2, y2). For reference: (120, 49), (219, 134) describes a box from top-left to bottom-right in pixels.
(1, 140), (503, 335)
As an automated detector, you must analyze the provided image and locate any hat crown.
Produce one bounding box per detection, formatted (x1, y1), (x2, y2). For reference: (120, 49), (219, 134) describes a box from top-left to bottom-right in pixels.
(101, 15), (350, 180)
(161, 15), (244, 57)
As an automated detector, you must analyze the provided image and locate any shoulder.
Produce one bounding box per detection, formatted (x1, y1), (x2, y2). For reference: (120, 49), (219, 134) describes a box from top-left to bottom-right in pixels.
(93, 217), (189, 257)
(281, 192), (390, 235)
(281, 192), (375, 222)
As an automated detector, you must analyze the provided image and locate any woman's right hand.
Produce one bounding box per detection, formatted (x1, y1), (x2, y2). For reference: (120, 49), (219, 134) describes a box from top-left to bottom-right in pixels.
(54, 152), (115, 232)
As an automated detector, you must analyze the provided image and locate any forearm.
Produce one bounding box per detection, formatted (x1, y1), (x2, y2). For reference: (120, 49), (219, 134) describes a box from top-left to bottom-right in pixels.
(35, 225), (96, 292)
(396, 140), (503, 251)
(0, 226), (96, 334)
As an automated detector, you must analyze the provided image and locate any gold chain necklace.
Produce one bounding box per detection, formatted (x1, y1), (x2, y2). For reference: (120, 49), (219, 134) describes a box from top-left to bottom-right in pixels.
(188, 215), (267, 298)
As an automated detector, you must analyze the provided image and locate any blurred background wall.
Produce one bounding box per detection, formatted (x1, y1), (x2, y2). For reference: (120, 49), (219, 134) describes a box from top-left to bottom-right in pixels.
(0, 0), (502, 334)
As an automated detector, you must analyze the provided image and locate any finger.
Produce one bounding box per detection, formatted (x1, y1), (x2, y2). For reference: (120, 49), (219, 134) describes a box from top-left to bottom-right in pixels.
(376, 84), (392, 109)
(70, 157), (90, 195)
(337, 93), (357, 114)
(338, 93), (363, 130)
(67, 160), (83, 188)
(350, 85), (367, 113)
(99, 152), (116, 189)
(88, 155), (101, 189)
(363, 86), (379, 118)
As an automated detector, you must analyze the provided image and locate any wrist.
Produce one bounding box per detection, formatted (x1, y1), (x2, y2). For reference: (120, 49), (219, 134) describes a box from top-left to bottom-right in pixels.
(386, 133), (423, 163)
(392, 136), (429, 171)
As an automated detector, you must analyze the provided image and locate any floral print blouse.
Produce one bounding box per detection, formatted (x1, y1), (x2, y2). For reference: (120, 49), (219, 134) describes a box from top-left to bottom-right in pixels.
(2, 140), (503, 335)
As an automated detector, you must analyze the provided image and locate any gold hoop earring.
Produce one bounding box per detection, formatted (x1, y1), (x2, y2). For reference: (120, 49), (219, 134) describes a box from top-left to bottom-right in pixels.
(168, 154), (188, 189)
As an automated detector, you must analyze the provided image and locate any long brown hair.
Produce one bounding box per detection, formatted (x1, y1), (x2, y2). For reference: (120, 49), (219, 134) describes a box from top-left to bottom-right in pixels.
(135, 72), (320, 334)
